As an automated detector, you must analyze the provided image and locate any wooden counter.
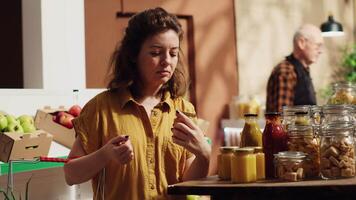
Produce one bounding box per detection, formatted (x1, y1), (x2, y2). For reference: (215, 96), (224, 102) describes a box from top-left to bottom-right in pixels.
(168, 175), (356, 200)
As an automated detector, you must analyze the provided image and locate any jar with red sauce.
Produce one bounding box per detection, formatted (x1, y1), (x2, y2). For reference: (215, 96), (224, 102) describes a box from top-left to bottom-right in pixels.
(263, 112), (288, 179)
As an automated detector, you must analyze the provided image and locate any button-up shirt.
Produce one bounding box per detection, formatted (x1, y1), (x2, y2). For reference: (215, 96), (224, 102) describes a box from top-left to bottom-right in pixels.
(73, 89), (195, 200)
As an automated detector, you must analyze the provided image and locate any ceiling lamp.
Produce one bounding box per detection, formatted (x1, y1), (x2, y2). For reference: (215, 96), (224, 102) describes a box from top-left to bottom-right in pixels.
(320, 15), (344, 37)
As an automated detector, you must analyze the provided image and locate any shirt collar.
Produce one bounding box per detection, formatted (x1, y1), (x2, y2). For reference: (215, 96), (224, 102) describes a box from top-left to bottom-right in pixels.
(119, 88), (173, 112)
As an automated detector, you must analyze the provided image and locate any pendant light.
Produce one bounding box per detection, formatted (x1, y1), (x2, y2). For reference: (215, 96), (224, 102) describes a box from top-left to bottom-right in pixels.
(320, 15), (344, 37)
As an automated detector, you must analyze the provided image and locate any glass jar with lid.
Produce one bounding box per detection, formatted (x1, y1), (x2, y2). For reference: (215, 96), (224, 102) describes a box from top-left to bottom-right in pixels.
(327, 82), (356, 105)
(240, 114), (262, 147)
(231, 147), (257, 183)
(321, 105), (354, 125)
(274, 151), (306, 181)
(282, 105), (322, 128)
(287, 124), (320, 178)
(282, 105), (311, 131)
(320, 122), (355, 179)
(218, 146), (239, 180)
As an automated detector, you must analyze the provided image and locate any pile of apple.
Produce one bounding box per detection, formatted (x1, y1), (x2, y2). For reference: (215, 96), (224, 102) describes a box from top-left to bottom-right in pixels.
(0, 113), (36, 134)
(52, 105), (81, 129)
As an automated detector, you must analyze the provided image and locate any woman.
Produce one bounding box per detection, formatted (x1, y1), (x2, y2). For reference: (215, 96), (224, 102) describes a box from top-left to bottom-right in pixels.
(63, 7), (211, 200)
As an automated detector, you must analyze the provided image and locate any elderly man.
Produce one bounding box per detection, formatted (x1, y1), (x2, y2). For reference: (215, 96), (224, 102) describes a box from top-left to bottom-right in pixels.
(266, 24), (324, 112)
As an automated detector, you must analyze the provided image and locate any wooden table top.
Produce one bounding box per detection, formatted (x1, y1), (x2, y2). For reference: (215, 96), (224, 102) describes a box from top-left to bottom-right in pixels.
(168, 175), (356, 199)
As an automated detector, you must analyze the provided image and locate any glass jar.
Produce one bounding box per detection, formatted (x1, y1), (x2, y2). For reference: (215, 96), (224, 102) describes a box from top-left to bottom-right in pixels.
(320, 122), (355, 179)
(240, 114), (262, 147)
(287, 124), (320, 178)
(217, 146), (238, 180)
(254, 146), (265, 180)
(231, 147), (257, 183)
(263, 112), (288, 179)
(321, 105), (354, 125)
(282, 105), (321, 130)
(274, 151), (306, 181)
(327, 82), (356, 105)
(282, 105), (311, 131)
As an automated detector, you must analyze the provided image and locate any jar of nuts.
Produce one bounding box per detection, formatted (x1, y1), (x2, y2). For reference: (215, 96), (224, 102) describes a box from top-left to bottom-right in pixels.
(320, 122), (355, 179)
(274, 151), (306, 181)
(287, 124), (320, 178)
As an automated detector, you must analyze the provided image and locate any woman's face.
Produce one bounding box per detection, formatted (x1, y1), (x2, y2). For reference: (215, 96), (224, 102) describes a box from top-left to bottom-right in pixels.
(137, 29), (179, 88)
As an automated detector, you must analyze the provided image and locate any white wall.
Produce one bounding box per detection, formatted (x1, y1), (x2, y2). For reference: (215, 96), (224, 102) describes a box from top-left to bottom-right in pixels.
(22, 0), (86, 89)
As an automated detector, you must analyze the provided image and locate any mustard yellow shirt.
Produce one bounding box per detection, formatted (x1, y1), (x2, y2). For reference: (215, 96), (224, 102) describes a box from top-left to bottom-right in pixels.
(73, 89), (195, 200)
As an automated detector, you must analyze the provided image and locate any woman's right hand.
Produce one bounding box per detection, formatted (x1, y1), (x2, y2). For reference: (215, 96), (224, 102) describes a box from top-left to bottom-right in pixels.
(103, 135), (134, 165)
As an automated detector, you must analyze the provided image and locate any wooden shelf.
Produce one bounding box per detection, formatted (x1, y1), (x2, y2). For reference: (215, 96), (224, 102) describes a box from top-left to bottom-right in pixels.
(168, 175), (356, 200)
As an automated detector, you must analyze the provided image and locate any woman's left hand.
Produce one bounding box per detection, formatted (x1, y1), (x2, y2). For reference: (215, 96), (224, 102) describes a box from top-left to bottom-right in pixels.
(171, 110), (211, 160)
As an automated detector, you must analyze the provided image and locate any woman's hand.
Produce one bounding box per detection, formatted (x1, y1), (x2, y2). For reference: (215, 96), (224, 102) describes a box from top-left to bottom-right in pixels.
(103, 135), (134, 165)
(171, 111), (211, 161)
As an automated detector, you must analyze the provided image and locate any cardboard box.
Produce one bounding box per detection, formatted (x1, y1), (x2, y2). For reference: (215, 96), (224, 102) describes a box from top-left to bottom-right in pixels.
(34, 107), (75, 148)
(0, 130), (53, 162)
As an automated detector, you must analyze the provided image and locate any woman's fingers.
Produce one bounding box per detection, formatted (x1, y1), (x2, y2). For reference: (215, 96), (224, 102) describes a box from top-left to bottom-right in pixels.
(110, 135), (129, 145)
(175, 110), (197, 130)
(119, 151), (134, 164)
(172, 135), (186, 147)
(172, 127), (191, 141)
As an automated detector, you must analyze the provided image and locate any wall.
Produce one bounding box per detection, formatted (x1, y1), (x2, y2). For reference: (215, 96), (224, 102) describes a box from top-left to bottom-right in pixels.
(22, 0), (86, 89)
(235, 0), (355, 106)
(85, 0), (238, 173)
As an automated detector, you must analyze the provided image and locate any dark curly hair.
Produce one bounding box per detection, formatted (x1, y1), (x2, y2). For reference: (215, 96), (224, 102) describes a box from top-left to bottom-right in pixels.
(107, 7), (187, 99)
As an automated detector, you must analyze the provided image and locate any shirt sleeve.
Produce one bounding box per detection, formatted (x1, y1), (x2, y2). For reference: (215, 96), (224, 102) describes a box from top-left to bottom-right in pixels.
(72, 97), (101, 154)
(266, 63), (297, 112)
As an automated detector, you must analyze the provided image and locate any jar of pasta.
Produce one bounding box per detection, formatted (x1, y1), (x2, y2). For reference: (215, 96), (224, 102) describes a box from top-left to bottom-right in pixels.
(320, 122), (355, 179)
(287, 124), (320, 178)
(274, 151), (306, 181)
(231, 147), (256, 183)
(218, 146), (238, 180)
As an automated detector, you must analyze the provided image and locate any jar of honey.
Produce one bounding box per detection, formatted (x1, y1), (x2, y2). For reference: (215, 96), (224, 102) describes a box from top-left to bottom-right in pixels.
(218, 146), (238, 180)
(231, 147), (256, 183)
(254, 146), (265, 180)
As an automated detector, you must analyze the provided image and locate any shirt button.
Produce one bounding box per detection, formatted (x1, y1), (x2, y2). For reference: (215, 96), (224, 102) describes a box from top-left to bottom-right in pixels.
(150, 159), (154, 164)
(150, 184), (155, 190)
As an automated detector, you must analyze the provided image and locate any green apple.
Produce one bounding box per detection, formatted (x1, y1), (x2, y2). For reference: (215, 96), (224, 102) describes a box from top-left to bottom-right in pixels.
(6, 115), (19, 125)
(186, 195), (200, 200)
(0, 114), (8, 131)
(4, 123), (24, 133)
(22, 121), (36, 133)
(18, 115), (34, 125)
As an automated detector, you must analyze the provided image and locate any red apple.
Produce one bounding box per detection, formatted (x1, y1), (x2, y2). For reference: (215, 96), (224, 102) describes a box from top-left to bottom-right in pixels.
(59, 112), (75, 129)
(68, 105), (82, 117)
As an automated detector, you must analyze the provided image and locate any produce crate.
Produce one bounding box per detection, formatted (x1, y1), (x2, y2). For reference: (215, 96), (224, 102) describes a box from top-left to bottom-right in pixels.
(34, 107), (75, 148)
(0, 130), (53, 162)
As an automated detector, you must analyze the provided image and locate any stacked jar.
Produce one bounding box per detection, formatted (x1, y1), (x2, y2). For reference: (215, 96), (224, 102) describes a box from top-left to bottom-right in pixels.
(287, 124), (320, 178)
(282, 105), (322, 134)
(320, 122), (355, 179)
